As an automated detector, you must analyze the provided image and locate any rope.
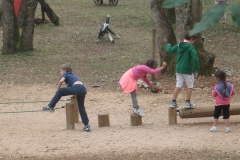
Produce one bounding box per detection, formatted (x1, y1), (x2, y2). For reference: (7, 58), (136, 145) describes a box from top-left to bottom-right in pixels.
(0, 99), (70, 105)
(0, 99), (70, 114)
(0, 106), (65, 114)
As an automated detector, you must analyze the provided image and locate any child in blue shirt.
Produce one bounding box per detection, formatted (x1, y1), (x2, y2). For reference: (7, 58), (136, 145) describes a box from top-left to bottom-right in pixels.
(43, 63), (90, 132)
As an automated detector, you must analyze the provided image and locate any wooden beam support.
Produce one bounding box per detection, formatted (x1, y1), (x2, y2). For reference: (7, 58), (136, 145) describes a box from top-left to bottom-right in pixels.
(71, 97), (79, 123)
(66, 102), (75, 130)
(168, 107), (177, 125)
(98, 112), (110, 127)
(130, 113), (142, 126)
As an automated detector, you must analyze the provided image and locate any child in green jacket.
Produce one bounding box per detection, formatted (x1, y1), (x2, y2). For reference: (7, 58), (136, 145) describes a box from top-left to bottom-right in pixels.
(166, 33), (200, 109)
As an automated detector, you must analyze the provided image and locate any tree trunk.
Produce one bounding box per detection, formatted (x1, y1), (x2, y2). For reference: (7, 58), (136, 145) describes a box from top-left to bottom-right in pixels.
(175, 2), (193, 42)
(2, 0), (16, 54)
(191, 0), (203, 48)
(167, 8), (175, 24)
(41, 5), (45, 22)
(37, 0), (60, 26)
(151, 0), (176, 74)
(191, 0), (215, 75)
(0, 0), (3, 26)
(17, 0), (27, 28)
(151, 0), (215, 76)
(20, 0), (38, 51)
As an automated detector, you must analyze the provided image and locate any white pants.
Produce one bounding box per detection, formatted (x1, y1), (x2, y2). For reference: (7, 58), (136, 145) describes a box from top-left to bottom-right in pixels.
(176, 73), (194, 88)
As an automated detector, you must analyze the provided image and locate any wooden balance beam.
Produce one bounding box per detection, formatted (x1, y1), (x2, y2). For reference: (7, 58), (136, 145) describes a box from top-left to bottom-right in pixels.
(168, 105), (240, 125)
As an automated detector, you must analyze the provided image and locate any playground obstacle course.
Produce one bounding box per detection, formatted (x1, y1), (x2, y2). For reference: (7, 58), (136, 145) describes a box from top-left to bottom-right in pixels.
(65, 99), (143, 129)
(168, 105), (240, 125)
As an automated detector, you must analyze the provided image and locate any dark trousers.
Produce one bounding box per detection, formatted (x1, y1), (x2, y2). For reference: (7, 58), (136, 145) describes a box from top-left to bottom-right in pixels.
(214, 105), (230, 119)
(49, 84), (89, 126)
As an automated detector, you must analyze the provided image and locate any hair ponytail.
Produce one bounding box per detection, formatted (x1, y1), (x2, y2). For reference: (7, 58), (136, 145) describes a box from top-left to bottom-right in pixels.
(214, 70), (227, 97)
(223, 80), (227, 97)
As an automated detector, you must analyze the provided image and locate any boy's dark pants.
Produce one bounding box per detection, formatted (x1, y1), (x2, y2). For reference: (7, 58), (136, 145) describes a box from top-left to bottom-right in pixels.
(49, 84), (89, 126)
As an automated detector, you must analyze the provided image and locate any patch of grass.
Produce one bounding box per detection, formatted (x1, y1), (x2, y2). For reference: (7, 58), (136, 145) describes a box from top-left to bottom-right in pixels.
(0, 0), (239, 88)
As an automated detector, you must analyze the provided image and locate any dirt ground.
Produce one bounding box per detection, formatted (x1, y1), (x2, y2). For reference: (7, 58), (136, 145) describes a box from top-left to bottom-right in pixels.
(1, 0), (240, 159)
(0, 76), (240, 160)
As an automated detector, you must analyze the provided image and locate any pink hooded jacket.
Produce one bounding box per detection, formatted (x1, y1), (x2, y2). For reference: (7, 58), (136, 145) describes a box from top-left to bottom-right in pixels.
(212, 82), (235, 106)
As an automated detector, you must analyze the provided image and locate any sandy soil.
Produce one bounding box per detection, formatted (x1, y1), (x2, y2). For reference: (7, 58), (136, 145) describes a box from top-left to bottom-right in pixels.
(0, 78), (240, 160)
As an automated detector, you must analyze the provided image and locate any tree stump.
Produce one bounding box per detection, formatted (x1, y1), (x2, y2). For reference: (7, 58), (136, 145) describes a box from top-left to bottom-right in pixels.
(66, 103), (75, 130)
(71, 97), (79, 123)
(98, 112), (110, 127)
(168, 107), (177, 125)
(130, 113), (142, 126)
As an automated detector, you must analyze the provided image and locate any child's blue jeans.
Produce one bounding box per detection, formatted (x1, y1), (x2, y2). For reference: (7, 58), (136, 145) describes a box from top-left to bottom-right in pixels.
(48, 84), (89, 126)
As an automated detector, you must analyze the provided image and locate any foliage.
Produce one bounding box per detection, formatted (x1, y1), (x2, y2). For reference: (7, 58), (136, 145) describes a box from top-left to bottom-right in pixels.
(161, 0), (190, 8)
(0, 0), (239, 89)
(231, 4), (240, 28)
(162, 0), (240, 35)
(190, 4), (228, 36)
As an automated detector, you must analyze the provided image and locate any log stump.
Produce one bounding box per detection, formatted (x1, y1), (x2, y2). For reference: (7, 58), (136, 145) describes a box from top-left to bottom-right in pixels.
(179, 105), (240, 118)
(130, 113), (142, 126)
(98, 112), (110, 127)
(168, 107), (177, 125)
(66, 102), (75, 130)
(71, 97), (79, 123)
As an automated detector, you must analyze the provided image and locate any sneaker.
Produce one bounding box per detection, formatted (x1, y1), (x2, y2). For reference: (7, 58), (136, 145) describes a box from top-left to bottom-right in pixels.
(42, 106), (55, 113)
(210, 126), (217, 132)
(170, 101), (179, 108)
(83, 125), (91, 132)
(133, 108), (145, 117)
(225, 127), (230, 133)
(184, 102), (196, 109)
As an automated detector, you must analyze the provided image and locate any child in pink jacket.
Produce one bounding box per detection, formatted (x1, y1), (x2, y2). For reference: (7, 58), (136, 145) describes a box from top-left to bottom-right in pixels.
(119, 58), (167, 117)
(210, 70), (235, 133)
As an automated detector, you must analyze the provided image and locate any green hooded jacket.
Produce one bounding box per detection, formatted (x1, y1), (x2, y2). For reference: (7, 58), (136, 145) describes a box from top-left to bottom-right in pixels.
(166, 42), (200, 74)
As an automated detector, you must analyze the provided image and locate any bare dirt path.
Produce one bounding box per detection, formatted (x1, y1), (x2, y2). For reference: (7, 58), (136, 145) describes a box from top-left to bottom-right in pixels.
(0, 82), (240, 159)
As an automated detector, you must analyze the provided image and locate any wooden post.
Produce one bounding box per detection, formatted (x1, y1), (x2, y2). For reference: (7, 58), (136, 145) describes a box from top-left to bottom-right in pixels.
(168, 107), (177, 125)
(152, 28), (156, 59)
(66, 102), (75, 130)
(130, 113), (142, 126)
(151, 28), (156, 81)
(98, 112), (110, 127)
(71, 97), (79, 123)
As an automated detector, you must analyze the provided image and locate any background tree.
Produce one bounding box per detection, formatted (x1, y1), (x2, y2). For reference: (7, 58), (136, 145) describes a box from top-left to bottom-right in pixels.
(20, 0), (38, 51)
(0, 0), (2, 25)
(151, 0), (215, 76)
(175, 0), (215, 75)
(2, 0), (37, 54)
(159, 0), (240, 75)
(150, 0), (176, 74)
(2, 0), (17, 54)
(1, 0), (59, 54)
